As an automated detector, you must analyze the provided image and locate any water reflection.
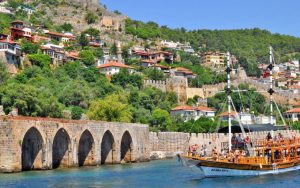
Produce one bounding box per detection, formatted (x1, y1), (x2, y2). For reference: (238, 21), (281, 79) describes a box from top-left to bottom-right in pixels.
(0, 159), (300, 188)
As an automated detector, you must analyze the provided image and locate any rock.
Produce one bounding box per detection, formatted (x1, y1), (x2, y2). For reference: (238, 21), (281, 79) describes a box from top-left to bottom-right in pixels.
(0, 106), (5, 116)
(150, 151), (166, 160)
(62, 110), (72, 119)
(80, 113), (88, 120)
(9, 108), (18, 116)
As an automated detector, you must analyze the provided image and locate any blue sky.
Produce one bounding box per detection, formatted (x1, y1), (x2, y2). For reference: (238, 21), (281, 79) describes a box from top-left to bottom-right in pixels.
(101, 0), (300, 37)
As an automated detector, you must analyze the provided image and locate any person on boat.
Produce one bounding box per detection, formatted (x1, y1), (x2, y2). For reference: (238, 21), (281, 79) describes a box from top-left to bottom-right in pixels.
(203, 144), (208, 157)
(266, 132), (273, 146)
(192, 144), (199, 156)
(199, 145), (204, 157)
(212, 147), (219, 160)
(234, 149), (241, 162)
(231, 133), (238, 150)
(237, 134), (243, 149)
(278, 133), (284, 142)
(227, 150), (234, 162)
(188, 145), (193, 156)
(266, 132), (272, 141)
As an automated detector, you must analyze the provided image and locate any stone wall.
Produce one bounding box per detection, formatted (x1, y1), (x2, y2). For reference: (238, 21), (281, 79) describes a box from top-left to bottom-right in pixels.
(144, 76), (188, 104)
(149, 130), (300, 158)
(0, 116), (149, 172)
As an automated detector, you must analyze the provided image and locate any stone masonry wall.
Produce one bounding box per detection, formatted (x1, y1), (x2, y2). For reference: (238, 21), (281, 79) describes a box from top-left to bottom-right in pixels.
(0, 116), (149, 172)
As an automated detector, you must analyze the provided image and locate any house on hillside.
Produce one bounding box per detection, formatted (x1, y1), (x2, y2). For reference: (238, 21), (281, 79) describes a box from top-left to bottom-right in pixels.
(0, 39), (21, 74)
(285, 108), (300, 122)
(132, 50), (173, 64)
(17, 4), (35, 15)
(219, 111), (239, 122)
(45, 31), (75, 43)
(10, 20), (33, 41)
(289, 85), (300, 94)
(0, 33), (8, 40)
(170, 67), (196, 79)
(97, 61), (134, 75)
(202, 51), (226, 67)
(41, 43), (65, 65)
(170, 105), (215, 122)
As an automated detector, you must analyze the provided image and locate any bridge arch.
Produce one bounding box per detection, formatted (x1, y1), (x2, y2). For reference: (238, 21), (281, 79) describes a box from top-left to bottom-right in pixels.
(101, 130), (116, 164)
(78, 129), (95, 166)
(120, 131), (134, 162)
(21, 127), (44, 171)
(52, 128), (71, 169)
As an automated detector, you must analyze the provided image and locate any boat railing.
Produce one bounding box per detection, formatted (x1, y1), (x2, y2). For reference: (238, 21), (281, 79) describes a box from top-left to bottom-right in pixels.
(252, 138), (300, 148)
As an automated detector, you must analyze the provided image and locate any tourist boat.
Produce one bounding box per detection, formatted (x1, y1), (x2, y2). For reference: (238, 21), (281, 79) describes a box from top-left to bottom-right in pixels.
(178, 47), (300, 177)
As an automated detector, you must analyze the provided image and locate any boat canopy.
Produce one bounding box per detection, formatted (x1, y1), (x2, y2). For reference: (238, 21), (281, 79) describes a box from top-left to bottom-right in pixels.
(218, 124), (285, 133)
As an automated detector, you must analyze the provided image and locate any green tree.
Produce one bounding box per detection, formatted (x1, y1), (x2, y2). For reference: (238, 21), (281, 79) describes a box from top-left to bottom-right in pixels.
(110, 43), (117, 55)
(150, 108), (174, 131)
(71, 106), (84, 120)
(84, 27), (100, 40)
(27, 54), (51, 68)
(21, 40), (39, 54)
(57, 23), (73, 32)
(85, 11), (97, 24)
(143, 67), (166, 81)
(87, 93), (133, 122)
(0, 62), (9, 85)
(78, 33), (88, 49)
(79, 50), (96, 66)
(112, 69), (142, 89)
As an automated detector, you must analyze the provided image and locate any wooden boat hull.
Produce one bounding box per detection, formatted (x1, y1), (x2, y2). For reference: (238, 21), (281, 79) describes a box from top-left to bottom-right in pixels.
(179, 156), (300, 177)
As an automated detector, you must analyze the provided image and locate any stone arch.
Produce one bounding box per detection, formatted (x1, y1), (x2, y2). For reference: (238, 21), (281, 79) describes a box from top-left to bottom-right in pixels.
(101, 130), (116, 164)
(78, 129), (95, 166)
(120, 131), (133, 163)
(21, 127), (44, 171)
(52, 128), (71, 169)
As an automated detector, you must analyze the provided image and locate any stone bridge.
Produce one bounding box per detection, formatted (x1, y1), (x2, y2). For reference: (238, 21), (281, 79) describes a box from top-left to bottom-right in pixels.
(0, 116), (149, 172)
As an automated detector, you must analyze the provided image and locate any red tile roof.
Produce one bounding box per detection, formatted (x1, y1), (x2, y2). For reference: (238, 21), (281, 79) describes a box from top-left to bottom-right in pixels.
(286, 108), (300, 114)
(153, 64), (170, 69)
(289, 85), (300, 89)
(97, 61), (134, 69)
(171, 105), (195, 111)
(46, 31), (75, 39)
(141, 59), (158, 64)
(134, 50), (172, 56)
(0, 39), (19, 45)
(219, 111), (238, 117)
(66, 51), (80, 59)
(175, 67), (194, 75)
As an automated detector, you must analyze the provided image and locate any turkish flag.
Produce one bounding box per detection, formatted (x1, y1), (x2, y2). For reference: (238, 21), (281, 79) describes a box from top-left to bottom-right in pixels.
(263, 70), (270, 78)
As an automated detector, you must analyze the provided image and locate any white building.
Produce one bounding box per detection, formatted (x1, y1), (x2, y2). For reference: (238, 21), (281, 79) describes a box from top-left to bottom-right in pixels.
(0, 39), (21, 74)
(97, 61), (134, 75)
(239, 113), (254, 125)
(41, 43), (65, 64)
(170, 105), (215, 122)
(285, 108), (300, 122)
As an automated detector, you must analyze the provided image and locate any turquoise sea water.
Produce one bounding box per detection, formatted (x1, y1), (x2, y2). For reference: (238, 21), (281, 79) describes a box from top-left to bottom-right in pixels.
(0, 159), (300, 188)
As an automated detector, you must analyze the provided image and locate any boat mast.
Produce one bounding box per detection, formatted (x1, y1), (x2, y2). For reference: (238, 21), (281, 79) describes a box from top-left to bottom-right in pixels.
(268, 46), (275, 125)
(226, 52), (232, 151)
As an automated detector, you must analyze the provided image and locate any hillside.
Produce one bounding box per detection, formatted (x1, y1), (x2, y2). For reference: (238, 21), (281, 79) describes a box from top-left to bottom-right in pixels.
(125, 19), (300, 76)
